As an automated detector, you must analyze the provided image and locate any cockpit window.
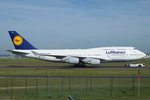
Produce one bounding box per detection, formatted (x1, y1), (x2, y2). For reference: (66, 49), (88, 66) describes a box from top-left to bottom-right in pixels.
(133, 48), (136, 50)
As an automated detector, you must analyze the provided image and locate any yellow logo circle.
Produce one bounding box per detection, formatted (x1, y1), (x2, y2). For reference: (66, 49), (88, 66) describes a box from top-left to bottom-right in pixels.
(13, 36), (23, 46)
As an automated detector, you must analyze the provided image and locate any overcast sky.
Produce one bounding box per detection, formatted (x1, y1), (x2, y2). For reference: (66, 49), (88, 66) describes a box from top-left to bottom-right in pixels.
(0, 0), (150, 54)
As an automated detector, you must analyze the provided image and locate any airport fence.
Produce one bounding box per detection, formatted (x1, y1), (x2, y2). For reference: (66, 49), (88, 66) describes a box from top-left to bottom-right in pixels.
(0, 75), (150, 100)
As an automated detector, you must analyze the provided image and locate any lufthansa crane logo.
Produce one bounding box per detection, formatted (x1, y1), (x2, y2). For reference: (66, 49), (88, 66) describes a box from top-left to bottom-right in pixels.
(13, 36), (23, 46)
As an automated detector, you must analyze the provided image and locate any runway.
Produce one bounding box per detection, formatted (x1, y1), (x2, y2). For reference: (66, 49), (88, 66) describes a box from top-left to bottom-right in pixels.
(0, 66), (149, 69)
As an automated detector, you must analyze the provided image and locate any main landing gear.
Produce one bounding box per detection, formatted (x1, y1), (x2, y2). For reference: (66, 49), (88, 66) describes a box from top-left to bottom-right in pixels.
(74, 63), (86, 67)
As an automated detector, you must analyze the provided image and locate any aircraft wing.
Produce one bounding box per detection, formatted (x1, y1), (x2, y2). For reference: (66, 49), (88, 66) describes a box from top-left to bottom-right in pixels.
(37, 53), (83, 59)
(38, 52), (105, 61)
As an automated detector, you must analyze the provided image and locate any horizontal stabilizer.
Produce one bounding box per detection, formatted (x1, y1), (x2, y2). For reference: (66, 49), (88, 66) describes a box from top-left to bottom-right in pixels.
(7, 50), (28, 55)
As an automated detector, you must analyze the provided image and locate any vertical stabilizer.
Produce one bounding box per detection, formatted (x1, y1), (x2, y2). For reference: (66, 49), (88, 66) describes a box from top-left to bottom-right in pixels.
(8, 31), (37, 50)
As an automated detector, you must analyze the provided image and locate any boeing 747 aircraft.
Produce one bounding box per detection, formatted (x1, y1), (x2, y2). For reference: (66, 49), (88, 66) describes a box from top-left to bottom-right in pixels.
(8, 31), (146, 67)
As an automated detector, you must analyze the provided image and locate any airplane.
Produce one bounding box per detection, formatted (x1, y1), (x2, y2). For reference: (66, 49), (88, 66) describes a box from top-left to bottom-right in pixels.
(7, 31), (146, 67)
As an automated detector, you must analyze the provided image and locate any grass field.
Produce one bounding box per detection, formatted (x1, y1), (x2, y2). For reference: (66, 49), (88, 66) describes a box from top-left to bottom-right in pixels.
(0, 58), (150, 100)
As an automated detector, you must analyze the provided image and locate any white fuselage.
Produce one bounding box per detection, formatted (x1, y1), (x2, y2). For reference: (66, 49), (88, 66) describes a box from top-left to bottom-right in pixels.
(11, 47), (146, 65)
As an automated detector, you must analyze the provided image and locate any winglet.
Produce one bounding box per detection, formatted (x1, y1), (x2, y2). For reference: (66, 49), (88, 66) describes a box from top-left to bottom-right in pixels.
(8, 31), (37, 50)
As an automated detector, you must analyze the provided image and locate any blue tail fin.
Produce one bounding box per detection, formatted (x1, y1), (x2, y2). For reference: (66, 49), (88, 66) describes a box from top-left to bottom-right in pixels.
(8, 31), (37, 50)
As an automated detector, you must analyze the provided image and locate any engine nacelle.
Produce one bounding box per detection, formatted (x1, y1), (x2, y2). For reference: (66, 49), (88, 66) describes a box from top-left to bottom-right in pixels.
(83, 58), (101, 65)
(62, 56), (79, 64)
(90, 59), (100, 65)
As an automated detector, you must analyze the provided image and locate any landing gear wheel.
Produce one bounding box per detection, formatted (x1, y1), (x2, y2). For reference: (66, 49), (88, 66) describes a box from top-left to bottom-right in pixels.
(79, 63), (86, 67)
(74, 63), (86, 67)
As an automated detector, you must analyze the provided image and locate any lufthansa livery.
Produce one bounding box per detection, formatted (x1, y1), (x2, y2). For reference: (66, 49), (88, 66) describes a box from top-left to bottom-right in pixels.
(8, 31), (146, 66)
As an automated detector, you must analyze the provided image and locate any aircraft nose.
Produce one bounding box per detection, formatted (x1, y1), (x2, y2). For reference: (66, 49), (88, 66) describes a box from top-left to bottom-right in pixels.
(139, 51), (146, 58)
(138, 50), (146, 58)
(142, 52), (146, 58)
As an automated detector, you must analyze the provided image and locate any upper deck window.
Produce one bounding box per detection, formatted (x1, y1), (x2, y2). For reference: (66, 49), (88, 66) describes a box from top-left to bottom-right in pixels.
(117, 49), (126, 50)
(103, 49), (114, 50)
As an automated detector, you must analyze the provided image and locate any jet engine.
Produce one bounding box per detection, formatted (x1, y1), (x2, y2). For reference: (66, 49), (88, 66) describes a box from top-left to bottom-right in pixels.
(62, 56), (79, 64)
(82, 58), (101, 65)
(90, 59), (101, 65)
